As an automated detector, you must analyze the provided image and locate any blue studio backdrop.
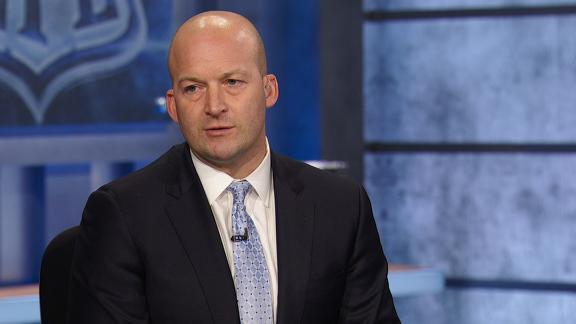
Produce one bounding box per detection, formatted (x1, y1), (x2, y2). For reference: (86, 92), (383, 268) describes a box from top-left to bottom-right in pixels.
(0, 0), (319, 159)
(0, 0), (319, 285)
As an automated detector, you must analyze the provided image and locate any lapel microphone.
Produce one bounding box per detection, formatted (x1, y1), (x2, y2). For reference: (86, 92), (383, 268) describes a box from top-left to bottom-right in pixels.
(231, 228), (249, 242)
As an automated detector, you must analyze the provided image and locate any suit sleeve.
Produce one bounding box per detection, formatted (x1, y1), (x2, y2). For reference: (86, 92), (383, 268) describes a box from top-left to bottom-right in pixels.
(67, 189), (149, 324)
(337, 186), (401, 324)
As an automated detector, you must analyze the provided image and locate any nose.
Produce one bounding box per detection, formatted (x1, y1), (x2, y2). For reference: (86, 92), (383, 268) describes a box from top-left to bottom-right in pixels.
(204, 86), (227, 116)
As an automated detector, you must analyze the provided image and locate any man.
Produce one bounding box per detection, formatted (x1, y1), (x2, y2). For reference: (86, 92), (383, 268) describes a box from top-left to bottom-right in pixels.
(68, 11), (400, 324)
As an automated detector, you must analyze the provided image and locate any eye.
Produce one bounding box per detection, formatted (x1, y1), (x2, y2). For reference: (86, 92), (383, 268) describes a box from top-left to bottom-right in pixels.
(183, 84), (198, 93)
(226, 79), (242, 87)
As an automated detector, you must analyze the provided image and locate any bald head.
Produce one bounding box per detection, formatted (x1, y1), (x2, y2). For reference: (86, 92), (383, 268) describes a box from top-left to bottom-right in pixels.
(167, 11), (267, 82)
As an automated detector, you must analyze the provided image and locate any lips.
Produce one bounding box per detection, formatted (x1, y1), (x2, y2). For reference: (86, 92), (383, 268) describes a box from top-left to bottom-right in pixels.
(204, 125), (234, 136)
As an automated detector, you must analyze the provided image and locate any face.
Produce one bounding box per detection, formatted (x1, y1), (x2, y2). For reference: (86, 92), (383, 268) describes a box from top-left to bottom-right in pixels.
(166, 29), (278, 176)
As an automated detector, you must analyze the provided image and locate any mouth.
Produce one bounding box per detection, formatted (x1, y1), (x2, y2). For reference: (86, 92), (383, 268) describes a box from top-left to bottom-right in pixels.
(204, 126), (234, 136)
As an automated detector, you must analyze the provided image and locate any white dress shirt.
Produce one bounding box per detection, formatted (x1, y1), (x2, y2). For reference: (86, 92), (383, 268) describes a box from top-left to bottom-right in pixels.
(190, 142), (278, 322)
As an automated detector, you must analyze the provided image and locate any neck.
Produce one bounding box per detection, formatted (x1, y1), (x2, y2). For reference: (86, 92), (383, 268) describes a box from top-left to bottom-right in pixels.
(193, 138), (268, 179)
(221, 147), (267, 179)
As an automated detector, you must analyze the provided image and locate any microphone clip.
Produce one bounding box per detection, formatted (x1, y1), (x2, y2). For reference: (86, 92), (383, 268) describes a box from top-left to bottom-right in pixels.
(231, 228), (249, 242)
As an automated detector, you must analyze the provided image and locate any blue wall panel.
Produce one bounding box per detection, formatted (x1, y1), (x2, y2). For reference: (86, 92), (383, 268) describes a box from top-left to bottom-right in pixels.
(393, 289), (576, 324)
(365, 152), (576, 322)
(44, 164), (91, 243)
(364, 15), (576, 143)
(366, 152), (576, 280)
(364, 0), (576, 11)
(258, 1), (321, 160)
(364, 1), (576, 322)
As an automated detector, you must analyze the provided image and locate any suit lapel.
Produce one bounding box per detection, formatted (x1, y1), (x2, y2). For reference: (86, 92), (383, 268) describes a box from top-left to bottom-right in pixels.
(273, 154), (315, 324)
(164, 146), (240, 324)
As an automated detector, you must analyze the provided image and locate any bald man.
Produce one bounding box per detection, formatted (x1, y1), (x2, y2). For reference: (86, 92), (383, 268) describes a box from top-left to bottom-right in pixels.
(68, 11), (400, 324)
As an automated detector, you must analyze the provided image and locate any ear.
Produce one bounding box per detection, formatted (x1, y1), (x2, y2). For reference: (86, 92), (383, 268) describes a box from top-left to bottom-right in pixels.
(165, 89), (179, 123)
(263, 74), (279, 108)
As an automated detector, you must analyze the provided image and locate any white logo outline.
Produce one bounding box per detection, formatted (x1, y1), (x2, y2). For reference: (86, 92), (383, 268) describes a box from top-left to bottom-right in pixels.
(0, 0), (148, 123)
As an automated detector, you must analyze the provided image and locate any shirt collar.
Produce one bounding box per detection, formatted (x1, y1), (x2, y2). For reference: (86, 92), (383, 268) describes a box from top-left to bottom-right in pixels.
(190, 139), (272, 207)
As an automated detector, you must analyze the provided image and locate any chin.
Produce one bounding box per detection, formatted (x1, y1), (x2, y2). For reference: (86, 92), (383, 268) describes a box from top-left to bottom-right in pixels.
(205, 148), (239, 165)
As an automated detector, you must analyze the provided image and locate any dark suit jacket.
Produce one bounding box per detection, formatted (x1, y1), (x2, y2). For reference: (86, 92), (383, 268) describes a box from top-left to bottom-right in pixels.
(68, 143), (400, 323)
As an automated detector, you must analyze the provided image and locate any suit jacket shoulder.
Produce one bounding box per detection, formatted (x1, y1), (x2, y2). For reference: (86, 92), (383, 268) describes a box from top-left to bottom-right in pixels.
(271, 153), (362, 203)
(99, 143), (188, 196)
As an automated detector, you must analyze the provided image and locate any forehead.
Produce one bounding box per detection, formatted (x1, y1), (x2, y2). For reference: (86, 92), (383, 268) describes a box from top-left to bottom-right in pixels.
(172, 29), (260, 77)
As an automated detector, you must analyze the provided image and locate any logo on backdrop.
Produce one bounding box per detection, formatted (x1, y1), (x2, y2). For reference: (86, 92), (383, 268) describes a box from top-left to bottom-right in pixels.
(0, 0), (147, 123)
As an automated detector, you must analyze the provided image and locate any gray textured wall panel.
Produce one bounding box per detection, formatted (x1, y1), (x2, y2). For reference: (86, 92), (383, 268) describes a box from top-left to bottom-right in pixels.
(44, 167), (90, 245)
(364, 0), (576, 11)
(364, 16), (576, 142)
(393, 289), (576, 324)
(365, 153), (576, 281)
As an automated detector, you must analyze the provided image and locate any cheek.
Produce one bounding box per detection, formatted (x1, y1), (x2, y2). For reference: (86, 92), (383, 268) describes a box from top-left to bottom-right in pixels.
(175, 102), (201, 124)
(252, 107), (267, 124)
(174, 111), (204, 140)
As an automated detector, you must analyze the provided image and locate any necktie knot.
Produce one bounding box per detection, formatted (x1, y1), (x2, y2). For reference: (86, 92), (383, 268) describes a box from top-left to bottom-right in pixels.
(228, 180), (252, 204)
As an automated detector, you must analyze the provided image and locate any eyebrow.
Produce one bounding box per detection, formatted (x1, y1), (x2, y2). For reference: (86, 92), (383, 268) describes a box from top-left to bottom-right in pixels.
(176, 69), (251, 86)
(221, 69), (250, 79)
(177, 75), (203, 83)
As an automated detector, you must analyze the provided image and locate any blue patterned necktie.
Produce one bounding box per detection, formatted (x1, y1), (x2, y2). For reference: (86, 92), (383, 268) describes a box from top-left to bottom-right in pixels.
(228, 181), (273, 324)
